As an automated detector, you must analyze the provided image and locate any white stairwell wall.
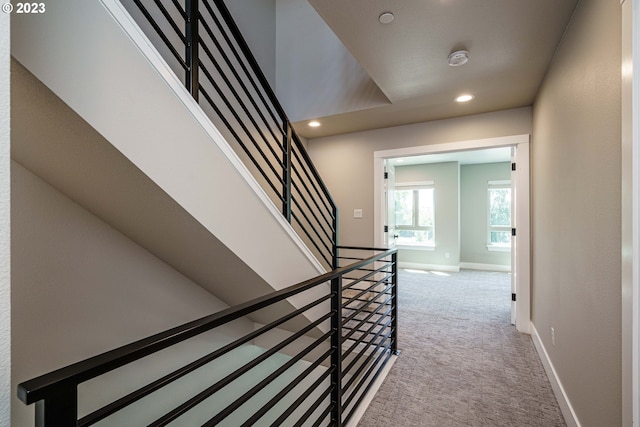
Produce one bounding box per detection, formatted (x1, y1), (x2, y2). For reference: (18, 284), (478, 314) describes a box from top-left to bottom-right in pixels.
(11, 0), (326, 288)
(10, 0), (331, 424)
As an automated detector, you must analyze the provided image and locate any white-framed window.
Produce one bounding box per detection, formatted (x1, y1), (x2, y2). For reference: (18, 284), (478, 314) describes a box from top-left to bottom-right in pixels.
(394, 182), (435, 247)
(487, 180), (511, 251)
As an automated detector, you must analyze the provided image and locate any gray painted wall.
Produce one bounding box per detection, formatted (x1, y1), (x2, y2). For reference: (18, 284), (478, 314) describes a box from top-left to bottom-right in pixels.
(393, 161), (511, 270)
(306, 107), (532, 248)
(226, 0), (277, 88)
(395, 162), (460, 268)
(460, 162), (511, 267)
(11, 162), (252, 426)
(531, 0), (621, 425)
(275, 0), (389, 122)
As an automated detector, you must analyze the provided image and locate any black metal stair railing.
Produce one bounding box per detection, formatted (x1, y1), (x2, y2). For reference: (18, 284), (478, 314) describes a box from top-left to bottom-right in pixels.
(123, 0), (338, 270)
(17, 247), (398, 426)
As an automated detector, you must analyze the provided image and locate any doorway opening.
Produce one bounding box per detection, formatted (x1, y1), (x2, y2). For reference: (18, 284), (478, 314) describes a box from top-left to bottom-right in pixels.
(373, 134), (530, 333)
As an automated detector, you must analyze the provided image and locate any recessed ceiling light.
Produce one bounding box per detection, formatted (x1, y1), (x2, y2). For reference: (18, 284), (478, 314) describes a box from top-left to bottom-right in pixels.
(456, 94), (474, 103)
(448, 50), (469, 67)
(379, 12), (395, 24)
(308, 121), (321, 127)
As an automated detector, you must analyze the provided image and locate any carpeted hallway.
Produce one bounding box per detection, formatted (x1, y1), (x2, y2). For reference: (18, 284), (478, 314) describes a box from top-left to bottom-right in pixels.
(357, 269), (566, 427)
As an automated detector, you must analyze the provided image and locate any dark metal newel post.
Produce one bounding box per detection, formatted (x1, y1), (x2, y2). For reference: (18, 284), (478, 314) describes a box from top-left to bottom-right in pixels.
(35, 387), (77, 427)
(283, 121), (293, 222)
(391, 251), (399, 355)
(332, 207), (339, 269)
(330, 276), (343, 426)
(185, 0), (200, 101)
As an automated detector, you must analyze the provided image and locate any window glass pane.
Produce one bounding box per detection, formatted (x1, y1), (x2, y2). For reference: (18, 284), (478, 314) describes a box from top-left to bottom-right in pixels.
(489, 188), (511, 226)
(417, 188), (434, 227)
(396, 229), (434, 245)
(394, 189), (414, 226)
(490, 230), (511, 245)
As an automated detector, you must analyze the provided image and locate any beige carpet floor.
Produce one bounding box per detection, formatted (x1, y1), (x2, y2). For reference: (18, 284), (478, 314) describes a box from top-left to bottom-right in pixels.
(357, 269), (566, 427)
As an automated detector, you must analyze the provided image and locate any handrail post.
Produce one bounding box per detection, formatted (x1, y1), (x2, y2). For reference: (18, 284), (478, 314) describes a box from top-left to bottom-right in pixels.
(283, 121), (292, 222)
(332, 206), (339, 269)
(185, 0), (200, 101)
(391, 251), (399, 355)
(35, 386), (77, 427)
(330, 276), (343, 426)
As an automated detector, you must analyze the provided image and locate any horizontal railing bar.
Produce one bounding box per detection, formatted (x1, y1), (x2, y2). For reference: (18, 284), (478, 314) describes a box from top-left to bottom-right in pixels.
(342, 278), (392, 313)
(198, 61), (285, 181)
(342, 294), (392, 340)
(337, 245), (392, 252)
(18, 248), (395, 406)
(343, 262), (392, 276)
(291, 179), (335, 237)
(197, 36), (284, 168)
(343, 315), (393, 374)
(342, 347), (393, 426)
(200, 0), (284, 132)
(77, 293), (333, 426)
(294, 384), (334, 427)
(197, 14), (284, 148)
(342, 263), (392, 293)
(152, 0), (185, 41)
(296, 387), (334, 427)
(209, 0), (288, 121)
(170, 0), (186, 19)
(203, 330), (332, 426)
(242, 349), (333, 427)
(198, 84), (286, 202)
(342, 293), (392, 308)
(291, 134), (336, 208)
(342, 329), (392, 391)
(197, 83), (284, 194)
(290, 199), (333, 253)
(342, 301), (393, 359)
(342, 339), (392, 409)
(342, 270), (393, 291)
(291, 147), (334, 217)
(291, 212), (333, 268)
(342, 316), (391, 335)
(132, 0), (187, 69)
(271, 369), (333, 427)
(343, 274), (392, 286)
(290, 163), (336, 228)
(148, 312), (334, 426)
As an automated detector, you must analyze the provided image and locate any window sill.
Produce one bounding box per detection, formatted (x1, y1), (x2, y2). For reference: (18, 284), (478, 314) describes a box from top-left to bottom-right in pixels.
(396, 244), (435, 251)
(487, 245), (511, 252)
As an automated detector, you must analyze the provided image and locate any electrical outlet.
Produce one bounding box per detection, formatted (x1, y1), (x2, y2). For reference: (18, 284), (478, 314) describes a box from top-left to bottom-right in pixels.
(551, 327), (556, 346)
(354, 209), (363, 219)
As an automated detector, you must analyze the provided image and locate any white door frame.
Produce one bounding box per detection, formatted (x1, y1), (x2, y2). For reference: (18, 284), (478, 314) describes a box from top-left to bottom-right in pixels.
(621, 0), (638, 424)
(373, 134), (531, 334)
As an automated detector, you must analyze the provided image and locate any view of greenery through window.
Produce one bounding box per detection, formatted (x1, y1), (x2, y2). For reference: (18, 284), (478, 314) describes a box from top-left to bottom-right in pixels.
(394, 187), (434, 246)
(489, 183), (511, 246)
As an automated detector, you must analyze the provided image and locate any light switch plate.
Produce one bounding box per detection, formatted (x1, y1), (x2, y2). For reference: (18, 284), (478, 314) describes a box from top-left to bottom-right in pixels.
(354, 209), (363, 219)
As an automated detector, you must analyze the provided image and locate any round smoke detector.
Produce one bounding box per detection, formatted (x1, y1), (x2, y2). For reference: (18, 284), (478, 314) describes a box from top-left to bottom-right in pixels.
(448, 50), (469, 67)
(379, 12), (395, 24)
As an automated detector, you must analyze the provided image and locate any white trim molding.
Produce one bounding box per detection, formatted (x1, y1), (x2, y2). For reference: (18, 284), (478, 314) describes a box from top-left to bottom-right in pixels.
(530, 324), (581, 427)
(459, 262), (511, 272)
(399, 262), (460, 273)
(374, 134), (531, 333)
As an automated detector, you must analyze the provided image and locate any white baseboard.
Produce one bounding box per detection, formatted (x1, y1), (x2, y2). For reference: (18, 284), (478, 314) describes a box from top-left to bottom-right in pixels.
(399, 261), (510, 273)
(459, 262), (511, 272)
(530, 323), (580, 427)
(398, 261), (460, 272)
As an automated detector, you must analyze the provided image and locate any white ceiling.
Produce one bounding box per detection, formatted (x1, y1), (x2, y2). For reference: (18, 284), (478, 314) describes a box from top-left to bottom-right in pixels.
(291, 0), (578, 138)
